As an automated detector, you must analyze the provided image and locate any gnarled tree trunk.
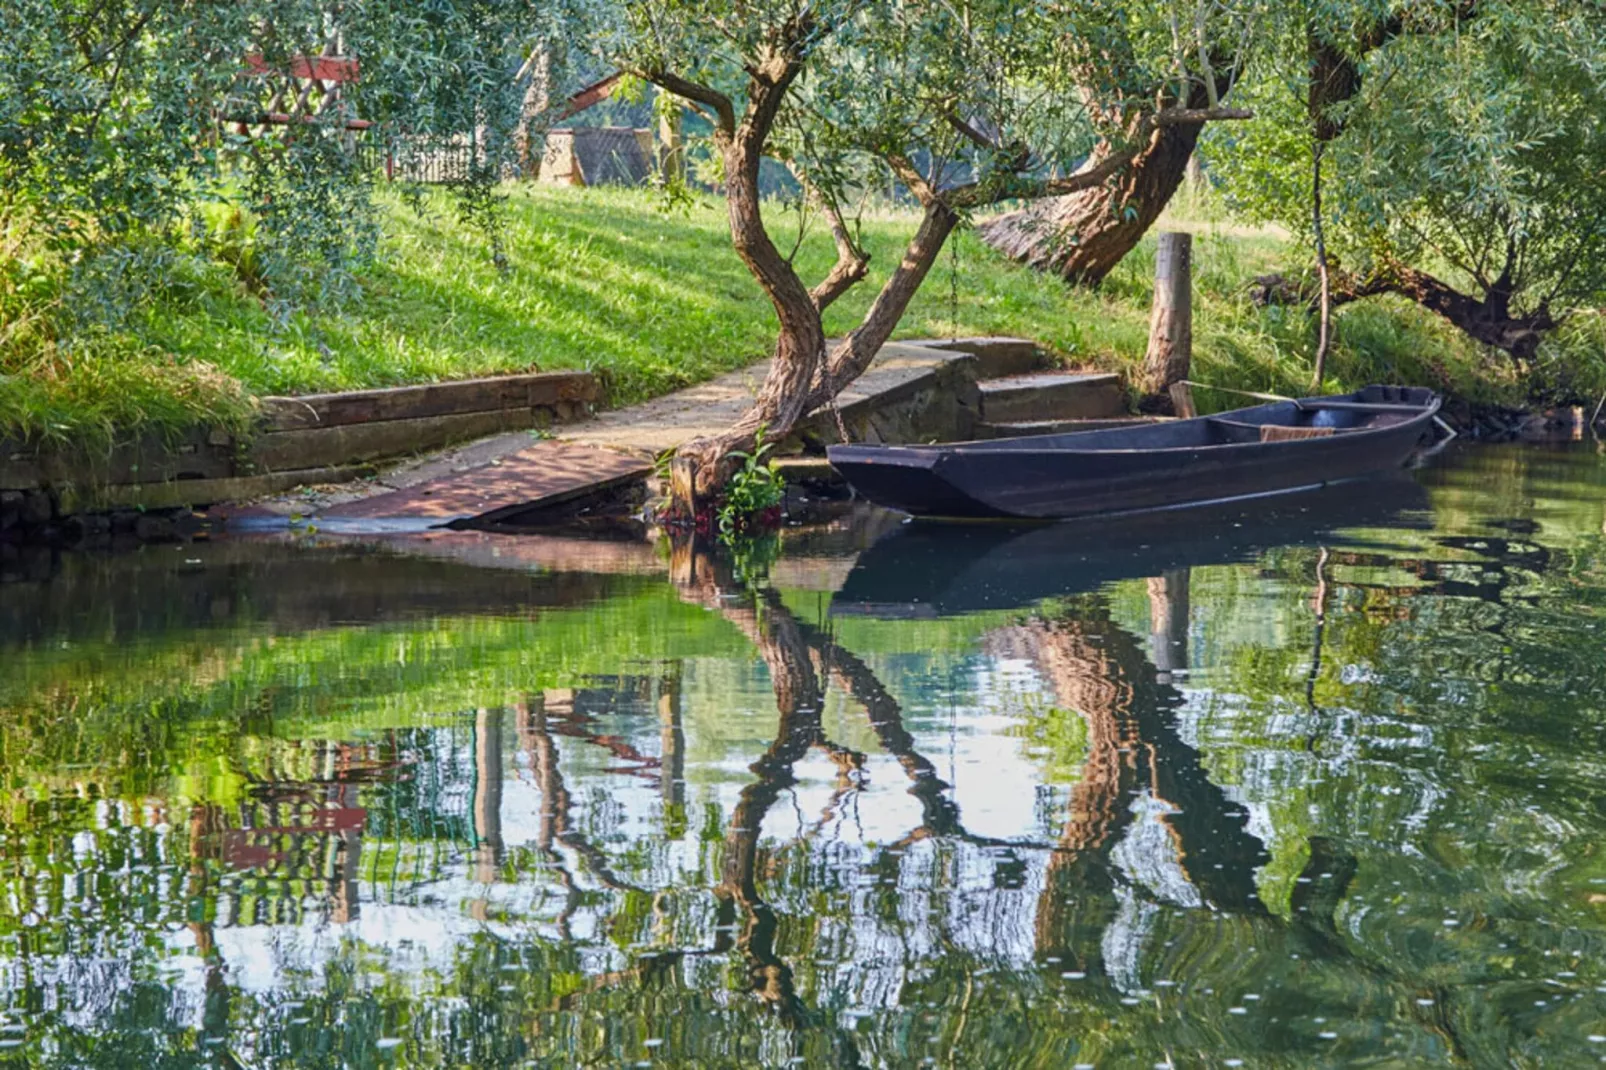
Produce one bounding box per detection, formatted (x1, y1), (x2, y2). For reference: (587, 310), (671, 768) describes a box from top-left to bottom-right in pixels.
(975, 75), (1231, 287)
(672, 192), (958, 506)
(1249, 262), (1557, 363)
(977, 121), (1205, 286)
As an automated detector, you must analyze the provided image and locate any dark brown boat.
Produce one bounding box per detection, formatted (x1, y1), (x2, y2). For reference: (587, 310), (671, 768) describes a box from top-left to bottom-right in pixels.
(826, 384), (1442, 520)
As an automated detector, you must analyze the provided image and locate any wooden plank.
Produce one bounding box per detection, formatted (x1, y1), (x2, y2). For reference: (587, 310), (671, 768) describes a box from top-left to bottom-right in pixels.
(1295, 401), (1428, 414)
(251, 409), (536, 471)
(258, 372), (599, 431)
(61, 466), (371, 513)
(321, 441), (651, 525)
(558, 73), (623, 119)
(2, 431), (235, 490)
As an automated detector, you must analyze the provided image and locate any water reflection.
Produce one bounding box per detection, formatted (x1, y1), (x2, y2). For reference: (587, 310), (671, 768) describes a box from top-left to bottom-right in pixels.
(3, 445), (1606, 1066)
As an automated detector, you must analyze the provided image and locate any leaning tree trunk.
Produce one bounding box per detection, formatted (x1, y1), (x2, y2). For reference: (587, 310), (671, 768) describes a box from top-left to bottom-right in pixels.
(671, 195), (958, 508)
(976, 78), (1226, 287)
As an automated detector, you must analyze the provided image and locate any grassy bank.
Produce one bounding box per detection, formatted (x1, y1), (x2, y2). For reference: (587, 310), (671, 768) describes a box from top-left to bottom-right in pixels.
(3, 184), (1600, 447)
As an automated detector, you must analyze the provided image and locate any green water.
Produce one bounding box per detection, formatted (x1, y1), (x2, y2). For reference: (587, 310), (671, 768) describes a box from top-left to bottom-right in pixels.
(3, 444), (1606, 1068)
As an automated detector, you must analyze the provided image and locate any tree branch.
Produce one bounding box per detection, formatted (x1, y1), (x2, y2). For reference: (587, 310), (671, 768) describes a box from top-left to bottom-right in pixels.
(634, 68), (735, 137)
(809, 194), (870, 313)
(884, 152), (937, 206)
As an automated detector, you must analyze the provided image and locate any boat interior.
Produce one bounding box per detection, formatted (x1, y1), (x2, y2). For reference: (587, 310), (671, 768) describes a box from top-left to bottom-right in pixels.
(954, 385), (1437, 452)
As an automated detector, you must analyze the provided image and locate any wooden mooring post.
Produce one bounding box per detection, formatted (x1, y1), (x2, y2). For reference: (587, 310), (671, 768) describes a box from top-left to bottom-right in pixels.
(1142, 231), (1193, 404)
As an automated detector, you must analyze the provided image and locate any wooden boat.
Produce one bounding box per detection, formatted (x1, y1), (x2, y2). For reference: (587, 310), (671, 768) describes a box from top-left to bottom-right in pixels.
(826, 384), (1442, 520)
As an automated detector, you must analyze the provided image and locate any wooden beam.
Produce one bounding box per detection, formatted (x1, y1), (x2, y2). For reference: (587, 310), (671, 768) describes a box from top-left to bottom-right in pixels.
(244, 53), (360, 83)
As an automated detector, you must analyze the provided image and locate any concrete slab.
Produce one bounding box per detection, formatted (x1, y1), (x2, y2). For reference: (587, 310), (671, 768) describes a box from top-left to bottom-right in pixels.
(978, 372), (1127, 423)
(320, 441), (650, 525)
(905, 337), (1044, 378)
(561, 340), (983, 454)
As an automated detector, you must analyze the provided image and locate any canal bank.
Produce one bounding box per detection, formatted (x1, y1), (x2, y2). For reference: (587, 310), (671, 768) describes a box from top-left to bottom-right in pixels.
(2, 331), (1594, 547)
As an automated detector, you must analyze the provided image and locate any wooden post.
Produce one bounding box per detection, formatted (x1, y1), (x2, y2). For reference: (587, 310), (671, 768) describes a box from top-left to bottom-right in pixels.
(1168, 381), (1197, 419)
(471, 707), (503, 888)
(1142, 231), (1193, 399)
(1147, 569), (1190, 684)
(668, 455), (698, 516)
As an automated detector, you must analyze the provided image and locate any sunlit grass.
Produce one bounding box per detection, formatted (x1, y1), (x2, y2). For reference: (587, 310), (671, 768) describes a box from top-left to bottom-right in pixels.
(4, 182), (1595, 448)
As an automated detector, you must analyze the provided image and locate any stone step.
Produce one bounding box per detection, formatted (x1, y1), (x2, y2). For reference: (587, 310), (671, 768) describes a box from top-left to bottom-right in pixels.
(902, 337), (1045, 379)
(975, 416), (1171, 439)
(977, 372), (1126, 423)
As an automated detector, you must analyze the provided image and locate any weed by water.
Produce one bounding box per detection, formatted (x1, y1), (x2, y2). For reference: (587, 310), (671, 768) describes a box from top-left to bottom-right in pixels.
(716, 426), (785, 540)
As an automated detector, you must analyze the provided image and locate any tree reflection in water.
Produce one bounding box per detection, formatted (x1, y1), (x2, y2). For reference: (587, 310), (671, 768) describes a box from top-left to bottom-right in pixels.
(5, 446), (1606, 1065)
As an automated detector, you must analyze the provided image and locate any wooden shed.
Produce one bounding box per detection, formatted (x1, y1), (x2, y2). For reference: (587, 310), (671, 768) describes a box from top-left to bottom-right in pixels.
(539, 127), (654, 187)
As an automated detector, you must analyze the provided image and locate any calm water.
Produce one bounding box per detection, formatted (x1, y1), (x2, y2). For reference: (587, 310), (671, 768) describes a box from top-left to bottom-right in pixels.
(4, 444), (1606, 1068)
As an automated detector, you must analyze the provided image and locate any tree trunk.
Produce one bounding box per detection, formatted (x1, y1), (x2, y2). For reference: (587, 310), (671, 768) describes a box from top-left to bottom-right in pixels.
(976, 118), (1205, 286)
(514, 49), (550, 179)
(1249, 263), (1557, 363)
(1311, 142), (1332, 389)
(810, 201), (959, 405)
(672, 77), (828, 506)
(673, 196), (959, 510)
(975, 60), (1238, 289)
(1140, 231), (1192, 397)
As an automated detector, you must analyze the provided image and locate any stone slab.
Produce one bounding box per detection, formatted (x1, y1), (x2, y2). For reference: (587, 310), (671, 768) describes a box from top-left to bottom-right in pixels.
(321, 440), (650, 525)
(2, 428), (235, 490)
(796, 347), (981, 446)
(978, 372), (1127, 423)
(258, 371), (598, 430)
(904, 336), (1045, 378)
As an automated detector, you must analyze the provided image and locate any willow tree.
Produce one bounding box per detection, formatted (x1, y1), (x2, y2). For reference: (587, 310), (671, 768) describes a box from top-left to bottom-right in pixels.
(1219, 0), (1606, 370)
(609, 0), (1247, 507)
(0, 0), (578, 331)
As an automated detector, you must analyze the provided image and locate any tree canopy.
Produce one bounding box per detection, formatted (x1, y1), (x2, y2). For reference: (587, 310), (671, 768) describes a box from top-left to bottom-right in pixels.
(1213, 0), (1606, 371)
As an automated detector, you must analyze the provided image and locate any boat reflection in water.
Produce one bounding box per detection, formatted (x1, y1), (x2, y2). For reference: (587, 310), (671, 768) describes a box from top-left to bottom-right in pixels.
(832, 472), (1432, 617)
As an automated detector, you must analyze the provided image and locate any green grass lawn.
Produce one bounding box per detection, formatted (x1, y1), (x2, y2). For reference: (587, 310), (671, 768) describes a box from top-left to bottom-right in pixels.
(3, 183), (1597, 448)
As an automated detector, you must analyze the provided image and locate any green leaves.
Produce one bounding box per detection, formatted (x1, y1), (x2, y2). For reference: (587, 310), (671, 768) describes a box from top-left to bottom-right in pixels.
(716, 424), (785, 540)
(1212, 0), (1606, 359)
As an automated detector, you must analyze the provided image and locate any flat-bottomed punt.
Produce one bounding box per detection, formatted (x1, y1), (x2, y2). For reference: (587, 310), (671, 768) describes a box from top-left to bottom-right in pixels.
(826, 385), (1441, 520)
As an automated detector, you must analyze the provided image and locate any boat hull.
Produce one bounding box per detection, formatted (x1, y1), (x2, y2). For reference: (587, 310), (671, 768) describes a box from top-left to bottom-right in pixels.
(827, 386), (1441, 520)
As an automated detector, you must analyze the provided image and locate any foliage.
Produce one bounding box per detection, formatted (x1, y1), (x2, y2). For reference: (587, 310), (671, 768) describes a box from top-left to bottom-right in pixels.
(1209, 0), (1606, 379)
(715, 425), (784, 539)
(0, 0), (586, 429)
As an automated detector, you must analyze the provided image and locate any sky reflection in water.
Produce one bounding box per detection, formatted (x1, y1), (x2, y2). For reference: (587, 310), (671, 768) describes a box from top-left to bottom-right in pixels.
(3, 444), (1606, 1067)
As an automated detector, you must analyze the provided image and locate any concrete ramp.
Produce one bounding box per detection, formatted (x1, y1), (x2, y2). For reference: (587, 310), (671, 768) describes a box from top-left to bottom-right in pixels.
(320, 441), (649, 528)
